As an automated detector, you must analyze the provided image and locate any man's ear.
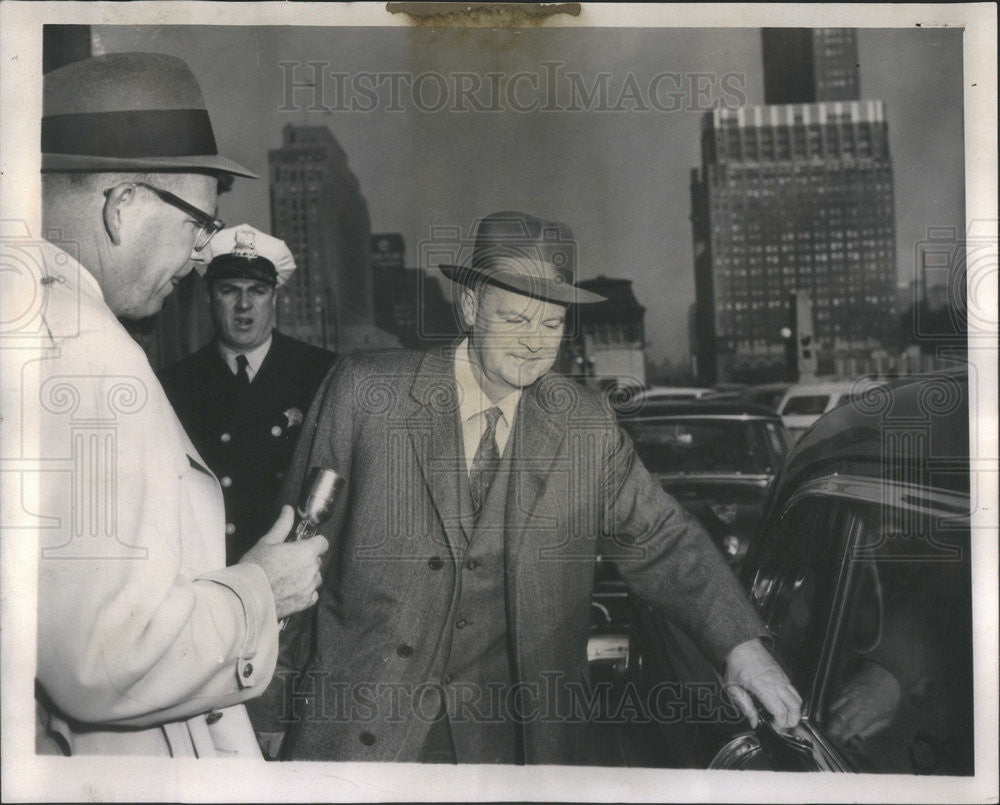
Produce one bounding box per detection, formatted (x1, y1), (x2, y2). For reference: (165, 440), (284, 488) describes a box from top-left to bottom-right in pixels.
(101, 184), (137, 246)
(459, 287), (479, 329)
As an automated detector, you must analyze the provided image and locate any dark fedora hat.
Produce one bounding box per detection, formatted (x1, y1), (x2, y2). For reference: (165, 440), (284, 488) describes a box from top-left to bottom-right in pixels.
(42, 52), (256, 178)
(439, 211), (606, 305)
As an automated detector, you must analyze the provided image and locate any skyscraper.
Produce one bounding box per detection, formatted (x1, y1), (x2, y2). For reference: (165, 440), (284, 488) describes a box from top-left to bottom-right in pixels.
(369, 233), (459, 349)
(269, 124), (380, 350)
(762, 28), (860, 104)
(691, 30), (896, 384)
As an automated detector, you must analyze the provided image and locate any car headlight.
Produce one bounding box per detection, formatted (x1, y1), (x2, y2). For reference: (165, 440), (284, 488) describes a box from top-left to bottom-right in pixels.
(722, 534), (745, 559)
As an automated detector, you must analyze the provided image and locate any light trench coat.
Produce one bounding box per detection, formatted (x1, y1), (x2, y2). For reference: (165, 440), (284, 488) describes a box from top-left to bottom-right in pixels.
(2, 240), (279, 756)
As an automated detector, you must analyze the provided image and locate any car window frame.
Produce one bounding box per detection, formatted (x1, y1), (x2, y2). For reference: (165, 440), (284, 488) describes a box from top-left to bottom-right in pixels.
(748, 489), (857, 718)
(749, 473), (972, 768)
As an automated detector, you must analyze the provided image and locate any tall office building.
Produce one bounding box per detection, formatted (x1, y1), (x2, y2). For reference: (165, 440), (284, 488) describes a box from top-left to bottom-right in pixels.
(691, 30), (896, 384)
(763, 28), (860, 104)
(269, 124), (382, 350)
(370, 233), (459, 349)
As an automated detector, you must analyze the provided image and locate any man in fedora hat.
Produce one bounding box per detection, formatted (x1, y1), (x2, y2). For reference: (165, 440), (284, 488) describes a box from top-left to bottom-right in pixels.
(262, 211), (801, 764)
(21, 52), (328, 757)
(162, 227), (336, 563)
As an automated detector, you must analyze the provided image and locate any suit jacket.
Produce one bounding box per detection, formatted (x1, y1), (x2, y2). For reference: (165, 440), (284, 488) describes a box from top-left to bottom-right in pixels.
(161, 330), (335, 561)
(267, 345), (765, 764)
(4, 242), (279, 757)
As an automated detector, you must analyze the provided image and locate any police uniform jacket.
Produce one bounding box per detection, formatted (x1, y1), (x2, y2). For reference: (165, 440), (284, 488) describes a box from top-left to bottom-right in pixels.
(266, 345), (766, 764)
(162, 330), (335, 561)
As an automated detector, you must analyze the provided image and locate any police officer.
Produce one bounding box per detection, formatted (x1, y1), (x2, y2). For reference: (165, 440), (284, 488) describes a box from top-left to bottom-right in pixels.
(162, 227), (336, 562)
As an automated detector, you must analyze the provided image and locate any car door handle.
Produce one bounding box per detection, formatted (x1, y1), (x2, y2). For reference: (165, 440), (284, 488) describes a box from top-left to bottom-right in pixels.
(752, 696), (814, 757)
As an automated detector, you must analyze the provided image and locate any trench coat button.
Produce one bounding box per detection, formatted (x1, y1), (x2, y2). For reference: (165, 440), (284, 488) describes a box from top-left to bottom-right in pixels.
(220, 432), (231, 443)
(205, 709), (223, 725)
(465, 559), (480, 571)
(220, 476), (233, 488)
(242, 663), (253, 678)
(271, 425), (282, 437)
(396, 643), (413, 658)
(359, 731), (376, 746)
(225, 523), (236, 535)
(427, 556), (443, 571)
(455, 618), (468, 630)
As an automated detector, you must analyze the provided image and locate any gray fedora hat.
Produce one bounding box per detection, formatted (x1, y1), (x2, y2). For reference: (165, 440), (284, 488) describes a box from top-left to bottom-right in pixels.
(42, 52), (256, 178)
(439, 211), (606, 305)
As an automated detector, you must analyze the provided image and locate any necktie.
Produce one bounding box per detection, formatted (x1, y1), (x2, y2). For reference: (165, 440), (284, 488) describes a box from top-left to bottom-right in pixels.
(469, 406), (502, 515)
(235, 354), (251, 389)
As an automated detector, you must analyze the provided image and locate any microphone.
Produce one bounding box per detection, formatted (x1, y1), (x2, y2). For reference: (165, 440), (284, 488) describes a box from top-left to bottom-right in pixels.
(280, 467), (344, 630)
(287, 466), (344, 542)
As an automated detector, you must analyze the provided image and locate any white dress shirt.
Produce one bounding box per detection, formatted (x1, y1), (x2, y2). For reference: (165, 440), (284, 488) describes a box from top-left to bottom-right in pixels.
(454, 339), (521, 474)
(218, 334), (273, 382)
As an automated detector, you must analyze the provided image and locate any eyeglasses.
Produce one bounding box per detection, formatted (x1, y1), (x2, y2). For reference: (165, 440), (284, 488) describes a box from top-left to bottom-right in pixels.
(131, 182), (225, 252)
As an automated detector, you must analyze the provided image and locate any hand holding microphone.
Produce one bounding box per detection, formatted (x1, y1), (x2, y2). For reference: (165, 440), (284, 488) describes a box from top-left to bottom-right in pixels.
(239, 468), (342, 622)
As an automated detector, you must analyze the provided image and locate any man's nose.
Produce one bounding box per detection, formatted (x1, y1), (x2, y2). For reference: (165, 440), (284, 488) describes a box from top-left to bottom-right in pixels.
(518, 333), (544, 353)
(235, 291), (252, 309)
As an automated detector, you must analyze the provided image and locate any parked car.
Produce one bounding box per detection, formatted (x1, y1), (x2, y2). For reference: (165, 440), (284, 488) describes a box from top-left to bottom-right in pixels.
(591, 370), (974, 774)
(617, 400), (792, 565)
(742, 382), (792, 411)
(777, 378), (884, 442)
(637, 385), (717, 403)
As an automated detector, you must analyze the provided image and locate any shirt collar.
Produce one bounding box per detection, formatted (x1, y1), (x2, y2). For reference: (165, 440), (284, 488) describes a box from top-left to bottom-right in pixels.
(218, 333), (273, 377)
(454, 338), (521, 426)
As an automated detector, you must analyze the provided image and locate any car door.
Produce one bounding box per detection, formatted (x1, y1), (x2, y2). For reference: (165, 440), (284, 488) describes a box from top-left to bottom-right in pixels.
(804, 487), (974, 775)
(706, 492), (856, 770)
(711, 480), (973, 774)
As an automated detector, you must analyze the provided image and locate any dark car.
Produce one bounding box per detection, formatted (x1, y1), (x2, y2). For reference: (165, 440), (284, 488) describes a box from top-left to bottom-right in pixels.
(592, 370), (974, 774)
(616, 400), (793, 565)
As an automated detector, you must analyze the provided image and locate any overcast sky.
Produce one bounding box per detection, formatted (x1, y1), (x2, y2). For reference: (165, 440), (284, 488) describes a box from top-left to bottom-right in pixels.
(95, 25), (965, 365)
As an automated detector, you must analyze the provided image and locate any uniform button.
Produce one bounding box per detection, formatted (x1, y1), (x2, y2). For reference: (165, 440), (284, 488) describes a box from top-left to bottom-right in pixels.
(443, 674), (454, 685)
(271, 425), (283, 437)
(220, 433), (231, 443)
(465, 559), (480, 571)
(359, 731), (376, 746)
(396, 643), (413, 658)
(225, 523), (236, 535)
(220, 476), (232, 488)
(455, 618), (468, 629)
(242, 663), (253, 678)
(427, 556), (443, 571)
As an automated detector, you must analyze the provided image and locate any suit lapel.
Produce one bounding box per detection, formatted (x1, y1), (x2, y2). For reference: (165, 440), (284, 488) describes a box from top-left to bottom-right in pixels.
(503, 374), (570, 570)
(406, 345), (468, 555)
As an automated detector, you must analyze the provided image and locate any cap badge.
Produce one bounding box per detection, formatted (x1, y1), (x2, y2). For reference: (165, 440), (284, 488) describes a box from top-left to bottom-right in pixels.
(232, 230), (258, 260)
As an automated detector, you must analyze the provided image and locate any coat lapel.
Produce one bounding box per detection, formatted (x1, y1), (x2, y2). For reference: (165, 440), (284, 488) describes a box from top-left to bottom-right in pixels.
(503, 374), (570, 570)
(406, 345), (468, 555)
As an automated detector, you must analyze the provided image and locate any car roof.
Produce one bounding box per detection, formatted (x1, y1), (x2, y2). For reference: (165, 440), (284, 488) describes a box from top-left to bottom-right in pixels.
(618, 399), (785, 420)
(771, 370), (970, 499)
(779, 379), (882, 398)
(641, 386), (715, 395)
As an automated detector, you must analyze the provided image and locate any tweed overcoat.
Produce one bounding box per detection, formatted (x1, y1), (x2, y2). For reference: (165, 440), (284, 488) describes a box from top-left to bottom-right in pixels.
(268, 345), (765, 764)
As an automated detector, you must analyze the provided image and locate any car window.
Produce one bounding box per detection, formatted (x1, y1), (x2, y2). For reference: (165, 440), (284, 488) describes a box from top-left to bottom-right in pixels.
(623, 419), (772, 475)
(781, 394), (831, 416)
(748, 496), (850, 696)
(754, 390), (785, 410)
(816, 502), (973, 775)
